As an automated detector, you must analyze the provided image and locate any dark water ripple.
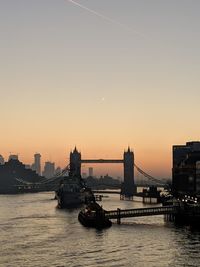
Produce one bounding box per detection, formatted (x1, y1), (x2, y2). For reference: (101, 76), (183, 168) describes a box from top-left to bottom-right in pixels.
(1, 192), (200, 267)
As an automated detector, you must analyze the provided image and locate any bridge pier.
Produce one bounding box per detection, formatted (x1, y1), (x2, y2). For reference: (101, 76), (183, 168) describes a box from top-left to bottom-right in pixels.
(143, 197), (158, 204)
(117, 208), (121, 224)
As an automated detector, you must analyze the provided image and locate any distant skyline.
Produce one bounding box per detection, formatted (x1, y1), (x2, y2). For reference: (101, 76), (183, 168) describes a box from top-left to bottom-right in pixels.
(1, 1), (200, 178)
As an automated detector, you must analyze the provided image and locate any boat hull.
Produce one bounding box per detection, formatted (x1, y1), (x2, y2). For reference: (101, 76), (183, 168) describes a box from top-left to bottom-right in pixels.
(78, 210), (112, 228)
(56, 189), (95, 208)
(56, 191), (85, 208)
(77, 198), (112, 228)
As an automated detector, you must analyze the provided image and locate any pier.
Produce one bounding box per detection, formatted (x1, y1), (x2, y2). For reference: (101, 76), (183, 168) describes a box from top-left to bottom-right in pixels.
(104, 205), (178, 224)
(93, 187), (163, 203)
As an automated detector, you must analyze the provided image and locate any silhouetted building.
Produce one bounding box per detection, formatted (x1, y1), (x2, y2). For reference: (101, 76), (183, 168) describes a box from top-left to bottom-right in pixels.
(42, 161), (55, 179)
(88, 167), (93, 177)
(85, 175), (120, 189)
(25, 164), (31, 169)
(31, 153), (41, 176)
(34, 153), (41, 176)
(99, 174), (120, 186)
(172, 141), (200, 197)
(9, 154), (18, 161)
(0, 155), (4, 165)
(0, 159), (43, 194)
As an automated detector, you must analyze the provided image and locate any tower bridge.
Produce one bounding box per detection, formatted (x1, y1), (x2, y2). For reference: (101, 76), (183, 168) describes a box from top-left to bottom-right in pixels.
(70, 147), (135, 197)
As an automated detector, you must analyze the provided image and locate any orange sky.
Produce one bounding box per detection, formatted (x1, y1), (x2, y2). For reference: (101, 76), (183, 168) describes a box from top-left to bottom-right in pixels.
(1, 1), (200, 179)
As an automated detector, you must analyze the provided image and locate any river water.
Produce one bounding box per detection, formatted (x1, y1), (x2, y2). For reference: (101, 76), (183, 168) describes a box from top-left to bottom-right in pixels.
(1, 192), (200, 267)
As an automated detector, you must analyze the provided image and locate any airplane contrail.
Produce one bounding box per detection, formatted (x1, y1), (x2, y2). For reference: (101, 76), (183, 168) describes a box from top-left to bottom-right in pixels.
(66, 0), (145, 38)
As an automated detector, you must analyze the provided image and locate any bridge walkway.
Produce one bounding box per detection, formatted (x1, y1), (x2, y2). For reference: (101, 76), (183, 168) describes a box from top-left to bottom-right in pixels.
(105, 205), (178, 223)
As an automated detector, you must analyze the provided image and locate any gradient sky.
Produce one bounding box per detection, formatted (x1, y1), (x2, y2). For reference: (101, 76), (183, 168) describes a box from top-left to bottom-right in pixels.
(1, 0), (200, 178)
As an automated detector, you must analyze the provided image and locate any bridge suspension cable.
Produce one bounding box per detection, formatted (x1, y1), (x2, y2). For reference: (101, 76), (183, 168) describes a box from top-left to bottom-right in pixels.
(14, 161), (166, 187)
(14, 164), (71, 186)
(134, 163), (166, 186)
(38, 164), (71, 184)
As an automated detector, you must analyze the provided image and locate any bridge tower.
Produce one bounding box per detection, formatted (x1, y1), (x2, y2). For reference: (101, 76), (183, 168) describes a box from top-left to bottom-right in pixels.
(70, 147), (81, 177)
(123, 147), (135, 197)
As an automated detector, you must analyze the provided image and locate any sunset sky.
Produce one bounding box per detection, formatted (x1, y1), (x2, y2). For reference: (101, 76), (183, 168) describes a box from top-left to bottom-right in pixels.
(1, 0), (200, 179)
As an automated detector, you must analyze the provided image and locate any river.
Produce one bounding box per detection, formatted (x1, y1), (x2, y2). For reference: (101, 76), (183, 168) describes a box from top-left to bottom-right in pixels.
(1, 192), (200, 267)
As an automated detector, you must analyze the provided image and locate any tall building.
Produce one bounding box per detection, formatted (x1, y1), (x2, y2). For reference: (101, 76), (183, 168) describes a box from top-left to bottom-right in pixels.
(42, 161), (55, 179)
(172, 141), (200, 196)
(88, 167), (93, 177)
(32, 153), (41, 176)
(0, 155), (4, 165)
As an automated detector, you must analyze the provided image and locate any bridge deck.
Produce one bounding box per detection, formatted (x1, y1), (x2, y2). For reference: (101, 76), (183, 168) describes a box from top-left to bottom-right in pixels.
(105, 205), (178, 219)
(81, 159), (124, 164)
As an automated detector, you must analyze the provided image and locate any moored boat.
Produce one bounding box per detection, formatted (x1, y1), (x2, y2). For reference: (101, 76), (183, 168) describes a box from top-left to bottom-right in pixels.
(56, 176), (95, 208)
(78, 202), (112, 228)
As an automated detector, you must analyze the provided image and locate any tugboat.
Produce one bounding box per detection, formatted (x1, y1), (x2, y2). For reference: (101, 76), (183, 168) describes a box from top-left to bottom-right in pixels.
(78, 202), (112, 228)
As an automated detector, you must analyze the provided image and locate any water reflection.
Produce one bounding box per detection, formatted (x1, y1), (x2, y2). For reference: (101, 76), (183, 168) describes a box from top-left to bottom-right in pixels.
(1, 192), (200, 267)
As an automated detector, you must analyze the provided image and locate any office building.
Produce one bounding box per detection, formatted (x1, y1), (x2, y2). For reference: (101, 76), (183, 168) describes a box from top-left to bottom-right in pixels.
(88, 167), (93, 177)
(172, 141), (200, 196)
(31, 153), (41, 176)
(42, 161), (55, 179)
